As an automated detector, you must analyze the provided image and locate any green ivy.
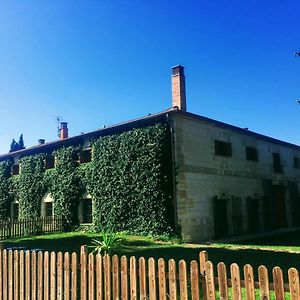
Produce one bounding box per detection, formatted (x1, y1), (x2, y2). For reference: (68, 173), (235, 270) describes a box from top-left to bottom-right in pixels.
(17, 154), (46, 219)
(45, 147), (83, 230)
(0, 123), (174, 235)
(0, 160), (13, 219)
(84, 124), (174, 235)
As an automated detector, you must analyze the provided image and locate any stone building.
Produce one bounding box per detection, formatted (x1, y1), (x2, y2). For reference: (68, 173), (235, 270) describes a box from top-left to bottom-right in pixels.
(0, 66), (300, 242)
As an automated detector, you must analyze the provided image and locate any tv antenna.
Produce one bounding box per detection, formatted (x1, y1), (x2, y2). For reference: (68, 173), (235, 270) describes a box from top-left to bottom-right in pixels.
(54, 116), (62, 138)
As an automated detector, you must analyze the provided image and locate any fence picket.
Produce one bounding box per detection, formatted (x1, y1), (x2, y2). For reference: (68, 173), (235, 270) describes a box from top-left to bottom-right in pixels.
(96, 254), (103, 300)
(199, 251), (208, 300)
(205, 261), (216, 300)
(31, 251), (37, 300)
(158, 258), (166, 300)
(0, 250), (2, 300)
(88, 253), (95, 300)
(190, 260), (200, 300)
(258, 265), (270, 300)
(230, 263), (242, 300)
(37, 251), (43, 300)
(121, 256), (128, 300)
(130, 256), (137, 300)
(217, 262), (228, 300)
(148, 257), (157, 300)
(80, 246), (87, 300)
(112, 255), (119, 300)
(57, 252), (63, 300)
(8, 250), (13, 300)
(104, 254), (111, 300)
(20, 250), (25, 300)
(71, 253), (77, 300)
(244, 264), (255, 300)
(273, 267), (285, 300)
(3, 249), (7, 300)
(168, 259), (177, 300)
(139, 257), (147, 300)
(50, 251), (56, 300)
(179, 260), (188, 300)
(64, 252), (70, 300)
(288, 267), (300, 300)
(14, 250), (19, 300)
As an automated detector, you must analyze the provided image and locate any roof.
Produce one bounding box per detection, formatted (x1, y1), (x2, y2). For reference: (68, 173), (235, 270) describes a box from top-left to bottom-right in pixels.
(1, 108), (299, 161)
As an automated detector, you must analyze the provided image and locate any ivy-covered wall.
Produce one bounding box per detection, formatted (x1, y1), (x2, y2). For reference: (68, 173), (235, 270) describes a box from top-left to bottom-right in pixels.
(0, 123), (174, 235)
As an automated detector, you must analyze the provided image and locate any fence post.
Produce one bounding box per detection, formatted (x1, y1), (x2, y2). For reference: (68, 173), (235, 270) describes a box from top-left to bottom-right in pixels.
(80, 245), (88, 300)
(199, 251), (208, 300)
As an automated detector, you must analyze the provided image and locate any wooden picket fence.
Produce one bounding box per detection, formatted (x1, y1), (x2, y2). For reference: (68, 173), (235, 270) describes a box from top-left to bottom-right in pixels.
(0, 245), (299, 299)
(0, 216), (64, 239)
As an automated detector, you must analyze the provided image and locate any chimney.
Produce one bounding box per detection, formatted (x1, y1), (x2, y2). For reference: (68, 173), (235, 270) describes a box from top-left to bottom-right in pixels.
(60, 122), (68, 140)
(38, 139), (45, 145)
(171, 65), (186, 111)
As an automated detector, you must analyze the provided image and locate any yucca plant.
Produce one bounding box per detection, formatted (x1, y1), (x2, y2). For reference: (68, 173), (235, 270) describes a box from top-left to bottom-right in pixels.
(90, 231), (122, 255)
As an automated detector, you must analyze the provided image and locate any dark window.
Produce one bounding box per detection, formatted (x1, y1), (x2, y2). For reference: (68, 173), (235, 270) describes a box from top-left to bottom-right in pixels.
(246, 147), (258, 161)
(215, 140), (232, 156)
(44, 202), (53, 217)
(11, 203), (19, 219)
(294, 157), (300, 169)
(12, 164), (19, 175)
(273, 153), (283, 173)
(79, 149), (92, 164)
(81, 199), (92, 223)
(45, 156), (55, 169)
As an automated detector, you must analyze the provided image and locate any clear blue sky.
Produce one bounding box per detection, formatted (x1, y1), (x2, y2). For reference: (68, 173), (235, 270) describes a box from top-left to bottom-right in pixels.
(0, 1), (299, 154)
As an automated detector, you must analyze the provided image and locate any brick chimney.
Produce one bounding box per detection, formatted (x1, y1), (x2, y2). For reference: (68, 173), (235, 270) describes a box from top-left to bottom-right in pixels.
(172, 65), (186, 111)
(60, 122), (68, 140)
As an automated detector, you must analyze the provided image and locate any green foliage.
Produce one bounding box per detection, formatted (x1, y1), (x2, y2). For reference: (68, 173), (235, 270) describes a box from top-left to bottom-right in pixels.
(9, 134), (25, 152)
(17, 155), (46, 219)
(45, 147), (83, 230)
(0, 160), (13, 219)
(0, 123), (174, 236)
(90, 231), (123, 255)
(84, 124), (174, 235)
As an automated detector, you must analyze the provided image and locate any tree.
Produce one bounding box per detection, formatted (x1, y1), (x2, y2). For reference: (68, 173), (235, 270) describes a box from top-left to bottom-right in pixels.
(18, 134), (25, 150)
(9, 139), (18, 153)
(9, 134), (25, 152)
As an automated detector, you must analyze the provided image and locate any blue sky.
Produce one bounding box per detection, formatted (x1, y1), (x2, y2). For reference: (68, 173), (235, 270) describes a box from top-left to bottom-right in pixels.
(0, 1), (299, 154)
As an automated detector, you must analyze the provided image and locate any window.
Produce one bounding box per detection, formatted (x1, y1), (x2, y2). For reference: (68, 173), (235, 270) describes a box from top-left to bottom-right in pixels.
(215, 140), (232, 156)
(80, 198), (92, 223)
(11, 202), (19, 220)
(79, 149), (92, 164)
(45, 156), (55, 169)
(273, 153), (283, 173)
(44, 202), (53, 217)
(12, 164), (19, 175)
(246, 147), (258, 161)
(294, 157), (300, 169)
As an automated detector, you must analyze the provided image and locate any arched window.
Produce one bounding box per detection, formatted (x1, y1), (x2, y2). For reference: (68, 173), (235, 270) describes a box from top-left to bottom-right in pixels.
(41, 192), (54, 217)
(78, 192), (92, 224)
(11, 199), (19, 220)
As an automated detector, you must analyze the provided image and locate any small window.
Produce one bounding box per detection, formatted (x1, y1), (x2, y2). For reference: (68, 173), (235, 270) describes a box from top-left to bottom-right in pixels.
(294, 157), (300, 169)
(80, 198), (92, 223)
(44, 202), (53, 217)
(45, 156), (55, 169)
(215, 140), (232, 157)
(12, 164), (19, 175)
(79, 149), (92, 164)
(11, 203), (19, 220)
(273, 153), (283, 173)
(246, 147), (258, 161)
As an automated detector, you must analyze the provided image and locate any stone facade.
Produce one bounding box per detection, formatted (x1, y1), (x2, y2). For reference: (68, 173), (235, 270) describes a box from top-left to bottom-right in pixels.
(171, 112), (300, 242)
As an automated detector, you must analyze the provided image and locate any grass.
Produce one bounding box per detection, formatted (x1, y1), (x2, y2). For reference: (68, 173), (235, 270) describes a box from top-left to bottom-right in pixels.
(2, 230), (300, 279)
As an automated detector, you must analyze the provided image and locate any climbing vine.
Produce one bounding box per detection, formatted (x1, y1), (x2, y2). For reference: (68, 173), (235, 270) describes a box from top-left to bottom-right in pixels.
(45, 147), (83, 230)
(17, 154), (46, 219)
(0, 160), (13, 219)
(0, 123), (174, 235)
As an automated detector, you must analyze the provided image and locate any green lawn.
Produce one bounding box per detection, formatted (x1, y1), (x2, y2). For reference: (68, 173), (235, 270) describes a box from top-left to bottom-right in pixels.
(1, 230), (300, 281)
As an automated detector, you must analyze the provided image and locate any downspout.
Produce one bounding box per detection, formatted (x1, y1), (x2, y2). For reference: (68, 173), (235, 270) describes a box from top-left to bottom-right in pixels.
(166, 113), (178, 233)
